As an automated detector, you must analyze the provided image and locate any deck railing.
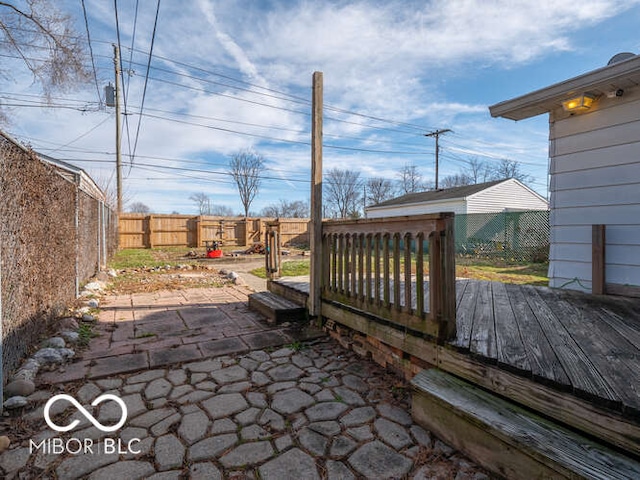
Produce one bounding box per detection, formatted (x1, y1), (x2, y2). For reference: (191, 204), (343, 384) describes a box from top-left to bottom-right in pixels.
(321, 213), (456, 342)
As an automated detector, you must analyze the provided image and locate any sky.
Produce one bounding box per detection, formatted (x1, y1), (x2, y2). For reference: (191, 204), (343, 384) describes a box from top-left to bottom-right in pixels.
(2, 0), (640, 215)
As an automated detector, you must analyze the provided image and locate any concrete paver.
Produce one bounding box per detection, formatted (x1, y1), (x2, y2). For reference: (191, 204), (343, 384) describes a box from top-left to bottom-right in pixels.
(0, 285), (489, 479)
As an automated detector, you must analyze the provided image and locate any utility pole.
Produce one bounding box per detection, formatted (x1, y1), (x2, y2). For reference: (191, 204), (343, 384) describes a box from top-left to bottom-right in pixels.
(113, 44), (123, 214)
(309, 72), (323, 320)
(425, 128), (451, 190)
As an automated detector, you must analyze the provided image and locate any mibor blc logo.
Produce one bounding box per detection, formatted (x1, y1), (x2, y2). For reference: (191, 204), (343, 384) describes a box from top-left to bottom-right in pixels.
(44, 394), (127, 432)
(30, 393), (141, 455)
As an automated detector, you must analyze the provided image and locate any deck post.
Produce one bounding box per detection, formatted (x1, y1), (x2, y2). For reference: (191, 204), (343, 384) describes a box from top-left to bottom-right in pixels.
(309, 71), (323, 319)
(429, 214), (456, 342)
(592, 224), (605, 295)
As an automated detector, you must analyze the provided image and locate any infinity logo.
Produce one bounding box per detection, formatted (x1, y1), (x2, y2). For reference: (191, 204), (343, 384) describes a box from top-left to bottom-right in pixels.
(44, 394), (128, 433)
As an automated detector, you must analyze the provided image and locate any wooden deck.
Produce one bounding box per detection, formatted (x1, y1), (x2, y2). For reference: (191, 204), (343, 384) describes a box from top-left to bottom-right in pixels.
(271, 276), (640, 453)
(452, 280), (640, 417)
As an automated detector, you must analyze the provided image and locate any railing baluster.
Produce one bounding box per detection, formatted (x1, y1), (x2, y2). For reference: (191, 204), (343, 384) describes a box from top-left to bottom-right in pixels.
(383, 233), (390, 308)
(393, 233), (401, 310)
(416, 232), (424, 316)
(404, 232), (412, 313)
(331, 234), (337, 292)
(321, 234), (328, 293)
(374, 234), (381, 305)
(337, 234), (344, 293)
(358, 233), (364, 301)
(351, 233), (357, 298)
(365, 234), (372, 303)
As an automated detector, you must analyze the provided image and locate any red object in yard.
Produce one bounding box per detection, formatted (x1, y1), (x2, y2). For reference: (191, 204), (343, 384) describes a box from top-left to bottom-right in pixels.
(207, 249), (223, 258)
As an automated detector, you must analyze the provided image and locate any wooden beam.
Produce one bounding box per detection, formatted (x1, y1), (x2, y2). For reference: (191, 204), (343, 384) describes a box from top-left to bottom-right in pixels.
(592, 224), (605, 295)
(309, 71), (323, 318)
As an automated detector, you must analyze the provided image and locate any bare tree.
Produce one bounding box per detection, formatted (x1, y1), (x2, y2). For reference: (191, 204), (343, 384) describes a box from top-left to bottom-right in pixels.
(491, 158), (533, 184)
(466, 157), (492, 184)
(189, 192), (211, 215)
(364, 177), (396, 206)
(396, 165), (428, 194)
(0, 0), (89, 120)
(229, 149), (265, 218)
(325, 168), (362, 218)
(262, 199), (309, 218)
(210, 204), (235, 216)
(440, 172), (473, 188)
(128, 202), (150, 214)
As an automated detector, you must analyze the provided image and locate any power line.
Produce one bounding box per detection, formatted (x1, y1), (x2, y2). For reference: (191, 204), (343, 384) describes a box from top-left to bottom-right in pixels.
(131, 0), (162, 166)
(80, 0), (102, 105)
(113, 0), (133, 166)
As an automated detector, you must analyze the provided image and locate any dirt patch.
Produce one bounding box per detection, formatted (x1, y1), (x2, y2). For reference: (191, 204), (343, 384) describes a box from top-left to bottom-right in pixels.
(108, 265), (231, 294)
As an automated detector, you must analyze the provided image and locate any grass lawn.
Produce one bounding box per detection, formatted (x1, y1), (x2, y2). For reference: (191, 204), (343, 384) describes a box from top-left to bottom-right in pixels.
(250, 260), (310, 279)
(250, 257), (548, 285)
(111, 247), (549, 286)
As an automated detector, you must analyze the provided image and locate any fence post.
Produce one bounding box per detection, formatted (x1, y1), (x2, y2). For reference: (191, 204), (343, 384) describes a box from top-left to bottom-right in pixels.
(196, 216), (203, 248)
(148, 215), (155, 248)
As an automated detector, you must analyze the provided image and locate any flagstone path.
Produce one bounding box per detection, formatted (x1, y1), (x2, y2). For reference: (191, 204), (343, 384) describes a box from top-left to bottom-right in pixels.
(0, 285), (489, 479)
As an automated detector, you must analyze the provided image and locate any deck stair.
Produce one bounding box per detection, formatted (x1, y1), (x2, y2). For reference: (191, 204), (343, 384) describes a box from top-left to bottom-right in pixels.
(248, 291), (307, 325)
(411, 368), (640, 480)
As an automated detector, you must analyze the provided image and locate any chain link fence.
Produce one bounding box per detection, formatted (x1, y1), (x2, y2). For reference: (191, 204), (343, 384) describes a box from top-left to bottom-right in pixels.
(1, 132), (117, 382)
(455, 210), (549, 262)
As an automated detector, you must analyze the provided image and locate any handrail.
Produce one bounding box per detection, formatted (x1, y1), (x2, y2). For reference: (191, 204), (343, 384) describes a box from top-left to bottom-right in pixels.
(321, 212), (456, 342)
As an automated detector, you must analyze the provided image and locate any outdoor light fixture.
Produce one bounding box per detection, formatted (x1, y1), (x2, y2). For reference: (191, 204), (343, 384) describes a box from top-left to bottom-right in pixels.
(562, 94), (596, 112)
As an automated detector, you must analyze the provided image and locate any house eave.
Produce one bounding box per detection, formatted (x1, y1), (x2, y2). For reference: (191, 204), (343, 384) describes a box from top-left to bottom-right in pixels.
(489, 54), (640, 121)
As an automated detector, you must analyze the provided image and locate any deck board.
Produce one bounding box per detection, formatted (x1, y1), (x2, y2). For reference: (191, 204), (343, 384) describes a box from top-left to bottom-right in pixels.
(271, 276), (640, 417)
(469, 281), (496, 360)
(504, 283), (571, 387)
(453, 280), (477, 350)
(522, 285), (620, 405)
(541, 288), (640, 415)
(492, 282), (530, 373)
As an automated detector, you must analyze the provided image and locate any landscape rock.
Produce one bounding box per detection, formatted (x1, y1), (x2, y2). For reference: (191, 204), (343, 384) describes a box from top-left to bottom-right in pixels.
(82, 313), (97, 323)
(3, 396), (28, 409)
(58, 317), (79, 330)
(87, 298), (100, 309)
(60, 331), (80, 344)
(0, 436), (10, 453)
(4, 379), (36, 397)
(33, 348), (64, 365)
(12, 363), (39, 382)
(42, 336), (66, 349)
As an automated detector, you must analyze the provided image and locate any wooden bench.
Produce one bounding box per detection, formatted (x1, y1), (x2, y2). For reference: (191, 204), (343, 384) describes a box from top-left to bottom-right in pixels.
(248, 291), (307, 325)
(411, 369), (640, 480)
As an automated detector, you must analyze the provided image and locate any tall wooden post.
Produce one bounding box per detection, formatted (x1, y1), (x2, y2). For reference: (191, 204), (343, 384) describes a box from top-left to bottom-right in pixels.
(592, 224), (605, 295)
(309, 72), (323, 319)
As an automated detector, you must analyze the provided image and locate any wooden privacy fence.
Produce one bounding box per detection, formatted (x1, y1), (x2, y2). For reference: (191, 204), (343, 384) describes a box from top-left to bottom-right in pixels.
(320, 213), (456, 342)
(119, 214), (310, 249)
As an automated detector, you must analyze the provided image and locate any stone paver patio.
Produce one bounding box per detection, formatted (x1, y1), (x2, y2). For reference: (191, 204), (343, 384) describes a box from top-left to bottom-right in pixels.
(0, 285), (489, 479)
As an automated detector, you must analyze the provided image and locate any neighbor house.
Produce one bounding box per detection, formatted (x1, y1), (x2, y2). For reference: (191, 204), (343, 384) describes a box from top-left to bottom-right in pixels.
(490, 53), (640, 296)
(365, 178), (548, 218)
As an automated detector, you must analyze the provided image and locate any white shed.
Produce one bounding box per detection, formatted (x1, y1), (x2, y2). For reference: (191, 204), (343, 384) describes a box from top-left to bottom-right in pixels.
(366, 178), (548, 218)
(490, 53), (640, 297)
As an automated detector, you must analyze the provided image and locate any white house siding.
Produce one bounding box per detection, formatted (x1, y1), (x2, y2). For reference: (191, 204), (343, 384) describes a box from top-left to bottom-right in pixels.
(466, 179), (548, 213)
(548, 88), (640, 291)
(366, 199), (465, 218)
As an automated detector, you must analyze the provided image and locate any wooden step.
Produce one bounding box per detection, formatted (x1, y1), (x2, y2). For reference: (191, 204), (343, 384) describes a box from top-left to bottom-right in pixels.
(248, 291), (307, 325)
(411, 369), (640, 480)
